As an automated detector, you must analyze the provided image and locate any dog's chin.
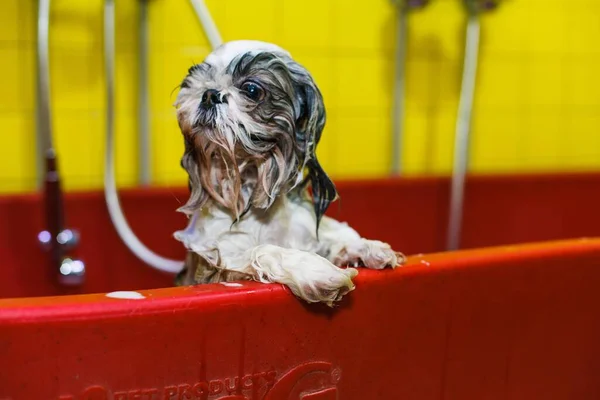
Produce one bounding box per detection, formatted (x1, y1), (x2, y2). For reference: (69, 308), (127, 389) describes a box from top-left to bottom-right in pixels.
(195, 109), (219, 128)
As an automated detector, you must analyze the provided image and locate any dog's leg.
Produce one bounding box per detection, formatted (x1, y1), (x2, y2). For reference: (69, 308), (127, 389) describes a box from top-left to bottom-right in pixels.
(177, 251), (252, 286)
(245, 245), (358, 305)
(181, 244), (357, 306)
(318, 216), (405, 270)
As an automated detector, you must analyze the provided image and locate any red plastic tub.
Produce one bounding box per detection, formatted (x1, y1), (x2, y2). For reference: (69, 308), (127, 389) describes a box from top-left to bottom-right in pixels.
(1, 173), (600, 399)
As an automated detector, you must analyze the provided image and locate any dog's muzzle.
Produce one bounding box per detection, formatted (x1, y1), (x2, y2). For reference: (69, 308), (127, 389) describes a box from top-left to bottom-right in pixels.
(201, 89), (227, 109)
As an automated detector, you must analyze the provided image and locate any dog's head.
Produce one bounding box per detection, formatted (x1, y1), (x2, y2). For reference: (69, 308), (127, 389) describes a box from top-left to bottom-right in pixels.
(175, 40), (336, 226)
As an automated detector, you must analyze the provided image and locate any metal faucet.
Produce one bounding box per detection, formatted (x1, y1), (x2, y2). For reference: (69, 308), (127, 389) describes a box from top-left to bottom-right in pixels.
(463, 0), (502, 12)
(36, 0), (85, 286)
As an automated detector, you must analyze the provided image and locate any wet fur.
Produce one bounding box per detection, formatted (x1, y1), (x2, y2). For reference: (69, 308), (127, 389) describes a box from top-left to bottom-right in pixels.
(174, 41), (404, 306)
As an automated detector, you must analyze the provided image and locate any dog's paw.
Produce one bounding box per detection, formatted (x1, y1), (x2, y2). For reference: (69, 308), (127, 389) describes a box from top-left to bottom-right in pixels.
(332, 239), (405, 270)
(249, 245), (358, 307)
(298, 265), (358, 307)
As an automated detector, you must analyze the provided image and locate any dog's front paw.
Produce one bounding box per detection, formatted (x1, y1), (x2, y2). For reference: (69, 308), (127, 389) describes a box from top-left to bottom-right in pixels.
(333, 239), (405, 270)
(298, 264), (358, 307)
(249, 245), (358, 307)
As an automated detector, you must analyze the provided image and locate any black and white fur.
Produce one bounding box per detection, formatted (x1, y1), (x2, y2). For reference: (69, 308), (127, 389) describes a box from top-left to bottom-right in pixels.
(173, 40), (404, 306)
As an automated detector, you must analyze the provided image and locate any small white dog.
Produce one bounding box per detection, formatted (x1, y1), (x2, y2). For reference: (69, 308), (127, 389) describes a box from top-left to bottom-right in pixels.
(173, 40), (404, 306)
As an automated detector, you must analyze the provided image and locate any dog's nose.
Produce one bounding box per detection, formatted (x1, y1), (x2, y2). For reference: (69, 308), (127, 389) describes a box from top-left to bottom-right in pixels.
(201, 89), (223, 107)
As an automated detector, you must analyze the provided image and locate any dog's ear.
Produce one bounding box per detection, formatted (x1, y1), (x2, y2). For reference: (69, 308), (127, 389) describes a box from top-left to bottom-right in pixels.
(178, 132), (207, 215)
(288, 62), (337, 232)
(181, 135), (195, 193)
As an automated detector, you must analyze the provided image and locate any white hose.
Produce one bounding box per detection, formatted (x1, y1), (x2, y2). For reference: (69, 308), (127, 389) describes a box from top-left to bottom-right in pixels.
(391, 7), (407, 175)
(446, 14), (480, 251)
(189, 0), (223, 49)
(36, 0), (53, 186)
(103, 0), (222, 274)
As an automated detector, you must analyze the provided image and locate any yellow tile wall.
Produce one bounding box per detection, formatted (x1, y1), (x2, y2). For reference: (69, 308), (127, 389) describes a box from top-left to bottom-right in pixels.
(1, 0), (600, 193)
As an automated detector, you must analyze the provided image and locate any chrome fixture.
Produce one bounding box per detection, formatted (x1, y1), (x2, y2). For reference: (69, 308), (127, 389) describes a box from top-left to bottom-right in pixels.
(36, 0), (85, 285)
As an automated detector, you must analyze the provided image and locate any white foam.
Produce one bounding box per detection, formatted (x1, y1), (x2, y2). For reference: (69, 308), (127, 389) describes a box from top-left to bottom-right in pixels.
(219, 282), (243, 288)
(105, 291), (146, 300)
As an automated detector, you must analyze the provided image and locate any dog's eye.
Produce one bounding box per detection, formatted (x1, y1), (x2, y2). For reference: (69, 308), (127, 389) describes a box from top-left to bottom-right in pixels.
(241, 82), (265, 101)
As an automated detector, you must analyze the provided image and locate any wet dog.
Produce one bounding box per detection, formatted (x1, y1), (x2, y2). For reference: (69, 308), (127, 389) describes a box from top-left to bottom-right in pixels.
(173, 41), (404, 306)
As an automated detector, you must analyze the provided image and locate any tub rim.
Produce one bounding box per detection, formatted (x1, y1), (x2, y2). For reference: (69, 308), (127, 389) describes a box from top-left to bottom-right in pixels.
(0, 237), (598, 324)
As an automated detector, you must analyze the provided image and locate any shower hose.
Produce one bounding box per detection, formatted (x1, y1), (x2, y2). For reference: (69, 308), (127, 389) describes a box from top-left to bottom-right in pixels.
(103, 0), (222, 274)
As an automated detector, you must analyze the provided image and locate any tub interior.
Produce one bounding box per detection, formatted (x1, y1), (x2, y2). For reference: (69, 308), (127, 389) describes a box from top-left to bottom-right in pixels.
(1, 173), (599, 299)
